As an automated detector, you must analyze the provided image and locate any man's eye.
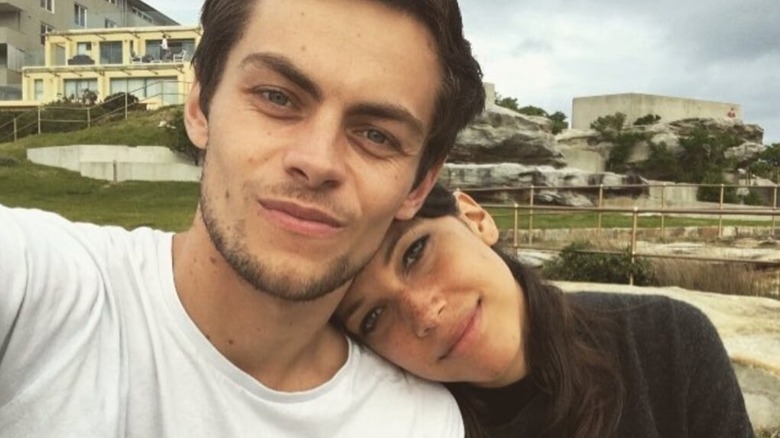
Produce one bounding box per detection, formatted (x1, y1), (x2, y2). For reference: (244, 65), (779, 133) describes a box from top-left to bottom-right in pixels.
(260, 89), (291, 107)
(402, 236), (428, 269)
(364, 129), (389, 144)
(360, 307), (384, 336)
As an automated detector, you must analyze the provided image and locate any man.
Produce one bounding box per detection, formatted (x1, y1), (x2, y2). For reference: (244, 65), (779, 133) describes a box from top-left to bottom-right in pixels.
(0, 0), (484, 436)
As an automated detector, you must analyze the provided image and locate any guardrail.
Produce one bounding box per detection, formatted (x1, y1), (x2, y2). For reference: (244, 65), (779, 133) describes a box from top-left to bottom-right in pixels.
(0, 80), (190, 144)
(476, 196), (780, 293)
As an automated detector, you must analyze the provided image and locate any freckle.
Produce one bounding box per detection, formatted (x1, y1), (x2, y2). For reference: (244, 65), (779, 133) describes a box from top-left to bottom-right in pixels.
(300, 45), (307, 52)
(228, 339), (235, 345)
(206, 334), (211, 341)
(209, 256), (217, 265)
(225, 190), (230, 200)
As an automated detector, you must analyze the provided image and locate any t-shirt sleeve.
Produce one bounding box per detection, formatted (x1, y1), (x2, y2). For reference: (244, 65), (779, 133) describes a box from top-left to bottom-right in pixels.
(0, 205), (109, 405)
(675, 300), (756, 437)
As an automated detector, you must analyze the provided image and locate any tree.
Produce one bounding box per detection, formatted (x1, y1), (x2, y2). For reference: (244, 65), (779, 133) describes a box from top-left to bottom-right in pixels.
(495, 94), (520, 112)
(634, 114), (661, 126)
(590, 112), (627, 140)
(548, 111), (568, 134)
(516, 105), (548, 117)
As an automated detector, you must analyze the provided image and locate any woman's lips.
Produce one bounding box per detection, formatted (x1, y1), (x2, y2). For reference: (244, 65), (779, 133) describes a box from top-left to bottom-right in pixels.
(439, 300), (482, 360)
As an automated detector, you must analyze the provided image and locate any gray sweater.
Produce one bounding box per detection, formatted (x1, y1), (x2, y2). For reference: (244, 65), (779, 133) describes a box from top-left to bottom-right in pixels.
(465, 293), (755, 438)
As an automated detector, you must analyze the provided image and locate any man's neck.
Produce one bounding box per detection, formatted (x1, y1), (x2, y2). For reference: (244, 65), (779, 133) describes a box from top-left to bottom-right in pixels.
(171, 227), (349, 392)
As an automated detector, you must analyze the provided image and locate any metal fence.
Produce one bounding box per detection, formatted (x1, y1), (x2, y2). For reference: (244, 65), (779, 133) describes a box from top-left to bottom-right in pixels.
(467, 183), (780, 293)
(0, 80), (190, 144)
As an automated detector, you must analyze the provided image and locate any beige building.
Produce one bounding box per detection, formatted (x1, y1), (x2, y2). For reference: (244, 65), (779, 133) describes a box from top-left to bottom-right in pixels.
(21, 25), (199, 107)
(0, 0), (177, 100)
(572, 93), (742, 130)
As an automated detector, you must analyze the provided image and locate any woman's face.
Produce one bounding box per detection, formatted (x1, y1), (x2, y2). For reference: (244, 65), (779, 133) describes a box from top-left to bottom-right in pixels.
(336, 193), (528, 387)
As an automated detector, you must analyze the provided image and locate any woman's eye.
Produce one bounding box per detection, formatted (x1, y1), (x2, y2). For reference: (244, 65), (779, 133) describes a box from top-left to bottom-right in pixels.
(260, 89), (291, 107)
(360, 307), (384, 336)
(402, 235), (428, 269)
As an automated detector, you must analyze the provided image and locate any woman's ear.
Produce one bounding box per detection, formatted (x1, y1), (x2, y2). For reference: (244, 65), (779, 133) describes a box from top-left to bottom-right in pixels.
(455, 191), (500, 245)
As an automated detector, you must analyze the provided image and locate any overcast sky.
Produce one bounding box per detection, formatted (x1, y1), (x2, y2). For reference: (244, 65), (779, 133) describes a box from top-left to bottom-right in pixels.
(151, 0), (779, 144)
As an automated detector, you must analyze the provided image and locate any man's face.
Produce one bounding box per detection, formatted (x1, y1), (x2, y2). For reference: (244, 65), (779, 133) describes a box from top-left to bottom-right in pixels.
(186, 0), (442, 301)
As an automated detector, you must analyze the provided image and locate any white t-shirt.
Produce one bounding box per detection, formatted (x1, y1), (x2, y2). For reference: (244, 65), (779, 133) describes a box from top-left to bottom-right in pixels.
(0, 206), (464, 437)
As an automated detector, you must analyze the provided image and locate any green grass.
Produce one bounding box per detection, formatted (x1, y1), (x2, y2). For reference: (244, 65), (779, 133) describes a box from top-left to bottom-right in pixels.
(0, 106), (198, 231)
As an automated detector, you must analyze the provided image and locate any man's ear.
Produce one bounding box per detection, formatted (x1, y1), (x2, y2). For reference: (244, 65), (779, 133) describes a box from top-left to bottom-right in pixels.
(394, 161), (444, 220)
(184, 81), (209, 151)
(455, 191), (499, 245)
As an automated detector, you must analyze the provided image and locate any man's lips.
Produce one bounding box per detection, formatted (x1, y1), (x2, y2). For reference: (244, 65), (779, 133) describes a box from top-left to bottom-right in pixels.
(439, 300), (482, 360)
(258, 198), (345, 236)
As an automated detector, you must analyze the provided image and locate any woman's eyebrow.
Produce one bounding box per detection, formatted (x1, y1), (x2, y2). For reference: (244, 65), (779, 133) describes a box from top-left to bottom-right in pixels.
(382, 221), (416, 265)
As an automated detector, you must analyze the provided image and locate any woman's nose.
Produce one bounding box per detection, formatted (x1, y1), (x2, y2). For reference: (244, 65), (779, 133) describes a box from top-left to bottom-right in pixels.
(402, 290), (446, 338)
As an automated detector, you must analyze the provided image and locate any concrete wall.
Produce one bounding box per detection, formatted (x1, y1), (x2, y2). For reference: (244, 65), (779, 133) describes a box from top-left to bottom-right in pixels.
(572, 93), (741, 130)
(559, 147), (605, 173)
(27, 144), (200, 182)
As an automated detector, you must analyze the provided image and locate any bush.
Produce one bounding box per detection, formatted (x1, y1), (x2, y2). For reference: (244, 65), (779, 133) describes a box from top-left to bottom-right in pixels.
(633, 114), (661, 126)
(697, 173), (738, 203)
(590, 112), (627, 140)
(742, 190), (765, 206)
(101, 92), (140, 113)
(652, 259), (772, 298)
(543, 241), (656, 286)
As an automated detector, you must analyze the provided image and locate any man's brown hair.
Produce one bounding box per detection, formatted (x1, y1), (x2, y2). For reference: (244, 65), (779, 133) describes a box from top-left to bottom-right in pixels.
(192, 0), (485, 185)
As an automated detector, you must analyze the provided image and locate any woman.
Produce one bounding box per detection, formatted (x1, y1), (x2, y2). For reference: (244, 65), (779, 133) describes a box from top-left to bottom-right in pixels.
(335, 184), (754, 438)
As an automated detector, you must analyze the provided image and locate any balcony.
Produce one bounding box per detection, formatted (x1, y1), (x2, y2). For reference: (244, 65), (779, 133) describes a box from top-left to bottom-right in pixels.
(0, 0), (23, 13)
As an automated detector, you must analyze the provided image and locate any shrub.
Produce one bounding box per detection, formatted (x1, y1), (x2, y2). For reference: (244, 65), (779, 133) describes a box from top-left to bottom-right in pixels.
(651, 259), (773, 298)
(543, 241), (656, 286)
(590, 112), (627, 140)
(742, 190), (765, 206)
(102, 92), (140, 113)
(633, 114), (661, 126)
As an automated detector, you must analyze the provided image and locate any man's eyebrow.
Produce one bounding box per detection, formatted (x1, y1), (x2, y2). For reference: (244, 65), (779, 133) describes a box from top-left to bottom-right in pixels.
(346, 103), (426, 141)
(239, 52), (322, 100)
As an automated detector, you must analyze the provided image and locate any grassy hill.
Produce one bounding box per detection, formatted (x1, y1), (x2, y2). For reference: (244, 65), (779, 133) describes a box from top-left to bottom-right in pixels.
(0, 106), (198, 231)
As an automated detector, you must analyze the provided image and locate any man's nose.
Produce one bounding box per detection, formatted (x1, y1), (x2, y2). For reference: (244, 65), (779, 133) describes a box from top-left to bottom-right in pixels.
(401, 289), (446, 338)
(282, 112), (347, 189)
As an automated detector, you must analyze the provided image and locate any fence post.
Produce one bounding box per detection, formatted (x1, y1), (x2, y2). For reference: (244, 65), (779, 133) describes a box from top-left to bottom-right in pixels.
(37, 105), (42, 135)
(660, 183), (667, 240)
(124, 92), (129, 120)
(87, 106), (91, 128)
(528, 186), (535, 245)
(598, 184), (604, 233)
(773, 186), (778, 237)
(718, 183), (725, 238)
(513, 202), (519, 249)
(630, 206), (638, 286)
(113, 160), (118, 183)
(13, 118), (17, 142)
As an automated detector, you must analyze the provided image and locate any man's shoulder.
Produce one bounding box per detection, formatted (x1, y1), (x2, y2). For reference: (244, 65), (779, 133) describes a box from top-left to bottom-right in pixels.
(336, 339), (464, 436)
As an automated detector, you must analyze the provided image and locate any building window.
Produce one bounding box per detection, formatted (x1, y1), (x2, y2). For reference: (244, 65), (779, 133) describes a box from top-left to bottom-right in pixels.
(64, 78), (98, 101)
(76, 42), (92, 55)
(40, 0), (54, 13)
(110, 77), (180, 105)
(74, 4), (87, 28)
(40, 23), (54, 45)
(34, 79), (45, 102)
(99, 41), (122, 65)
(104, 18), (118, 28)
(106, 0), (117, 4)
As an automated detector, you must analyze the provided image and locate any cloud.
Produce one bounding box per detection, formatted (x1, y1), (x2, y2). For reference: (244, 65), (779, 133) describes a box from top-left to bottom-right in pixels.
(459, 0), (779, 143)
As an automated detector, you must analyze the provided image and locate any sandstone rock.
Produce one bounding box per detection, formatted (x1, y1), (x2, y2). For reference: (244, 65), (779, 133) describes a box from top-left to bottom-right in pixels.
(450, 108), (565, 167)
(440, 163), (647, 206)
(668, 118), (765, 144)
(726, 142), (766, 164)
